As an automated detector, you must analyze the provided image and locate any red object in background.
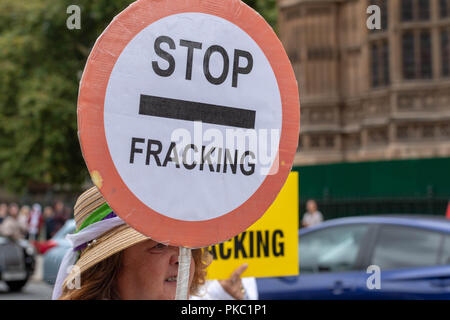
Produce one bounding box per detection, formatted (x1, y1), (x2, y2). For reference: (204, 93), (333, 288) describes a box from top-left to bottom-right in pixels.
(446, 201), (450, 219)
(32, 240), (58, 255)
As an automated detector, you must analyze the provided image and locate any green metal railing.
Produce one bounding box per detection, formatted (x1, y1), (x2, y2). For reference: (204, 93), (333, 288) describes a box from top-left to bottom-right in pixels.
(294, 157), (450, 221)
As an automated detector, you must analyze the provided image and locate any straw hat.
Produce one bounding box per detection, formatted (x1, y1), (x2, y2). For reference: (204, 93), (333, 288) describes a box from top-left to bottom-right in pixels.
(65, 186), (149, 281)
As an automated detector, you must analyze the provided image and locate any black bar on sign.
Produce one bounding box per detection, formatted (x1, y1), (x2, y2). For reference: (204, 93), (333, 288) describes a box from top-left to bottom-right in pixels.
(139, 94), (256, 129)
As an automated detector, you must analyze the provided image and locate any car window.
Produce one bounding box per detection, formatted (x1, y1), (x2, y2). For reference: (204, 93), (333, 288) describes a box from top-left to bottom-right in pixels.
(371, 225), (442, 270)
(440, 235), (450, 265)
(52, 220), (76, 240)
(298, 224), (369, 273)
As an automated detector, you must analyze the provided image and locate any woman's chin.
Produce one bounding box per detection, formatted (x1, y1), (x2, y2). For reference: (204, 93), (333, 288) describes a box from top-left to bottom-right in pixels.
(162, 282), (177, 299)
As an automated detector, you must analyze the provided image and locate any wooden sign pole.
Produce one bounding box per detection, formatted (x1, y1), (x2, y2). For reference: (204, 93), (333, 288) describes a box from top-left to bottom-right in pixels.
(175, 247), (192, 300)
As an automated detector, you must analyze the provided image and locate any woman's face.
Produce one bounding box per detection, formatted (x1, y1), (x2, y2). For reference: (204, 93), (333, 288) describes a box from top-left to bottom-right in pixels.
(116, 239), (195, 300)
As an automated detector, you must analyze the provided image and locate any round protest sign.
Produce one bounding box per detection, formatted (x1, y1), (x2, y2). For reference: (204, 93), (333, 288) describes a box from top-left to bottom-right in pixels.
(77, 0), (300, 248)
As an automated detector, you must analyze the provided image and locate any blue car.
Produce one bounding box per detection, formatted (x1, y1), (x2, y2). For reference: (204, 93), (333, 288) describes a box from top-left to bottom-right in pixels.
(256, 215), (450, 299)
(42, 219), (76, 285)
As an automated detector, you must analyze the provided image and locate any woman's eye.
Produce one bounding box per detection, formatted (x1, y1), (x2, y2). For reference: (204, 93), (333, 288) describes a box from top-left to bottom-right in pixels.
(152, 243), (167, 250)
(147, 242), (169, 254)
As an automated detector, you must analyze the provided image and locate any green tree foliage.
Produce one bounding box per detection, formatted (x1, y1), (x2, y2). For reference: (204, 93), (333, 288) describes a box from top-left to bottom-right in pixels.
(0, 0), (277, 193)
(244, 0), (278, 31)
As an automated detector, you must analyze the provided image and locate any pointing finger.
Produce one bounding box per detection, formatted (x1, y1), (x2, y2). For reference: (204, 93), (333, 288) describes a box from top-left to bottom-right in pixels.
(231, 263), (248, 279)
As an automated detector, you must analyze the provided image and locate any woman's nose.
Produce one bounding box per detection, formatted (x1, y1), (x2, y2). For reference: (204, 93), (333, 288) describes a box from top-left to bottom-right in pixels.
(168, 246), (179, 265)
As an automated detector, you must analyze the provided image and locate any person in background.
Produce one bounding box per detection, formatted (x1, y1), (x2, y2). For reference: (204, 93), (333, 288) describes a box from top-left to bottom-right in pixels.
(18, 204), (31, 238)
(0, 202), (8, 224)
(301, 199), (323, 228)
(63, 205), (73, 220)
(0, 203), (24, 240)
(43, 206), (55, 240)
(28, 203), (43, 241)
(52, 200), (66, 235)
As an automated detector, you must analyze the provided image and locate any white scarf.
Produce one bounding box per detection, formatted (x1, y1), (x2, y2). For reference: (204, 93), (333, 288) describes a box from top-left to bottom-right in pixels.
(52, 217), (125, 300)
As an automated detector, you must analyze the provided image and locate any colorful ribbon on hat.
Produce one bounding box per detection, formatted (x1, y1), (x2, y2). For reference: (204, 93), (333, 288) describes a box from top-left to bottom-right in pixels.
(73, 203), (118, 251)
(76, 203), (117, 233)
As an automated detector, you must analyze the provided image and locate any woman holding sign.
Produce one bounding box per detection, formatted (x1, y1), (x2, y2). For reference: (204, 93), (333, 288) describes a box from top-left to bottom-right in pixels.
(70, 0), (297, 300)
(53, 186), (253, 300)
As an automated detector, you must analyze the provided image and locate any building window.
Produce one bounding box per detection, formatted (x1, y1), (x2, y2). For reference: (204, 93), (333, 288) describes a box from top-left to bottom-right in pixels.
(420, 31), (432, 78)
(418, 0), (430, 20)
(441, 0), (450, 18)
(306, 7), (331, 16)
(343, 133), (361, 150)
(401, 0), (430, 21)
(402, 32), (415, 79)
(284, 7), (302, 21)
(442, 29), (450, 76)
(402, 0), (414, 21)
(441, 122), (450, 137)
(308, 135), (335, 149)
(368, 128), (388, 145)
(288, 50), (300, 64)
(307, 47), (334, 60)
(422, 124), (435, 138)
(397, 125), (409, 140)
(382, 41), (390, 84)
(310, 136), (321, 148)
(402, 30), (433, 79)
(371, 41), (390, 87)
(325, 136), (335, 148)
(371, 44), (380, 86)
(298, 135), (304, 151)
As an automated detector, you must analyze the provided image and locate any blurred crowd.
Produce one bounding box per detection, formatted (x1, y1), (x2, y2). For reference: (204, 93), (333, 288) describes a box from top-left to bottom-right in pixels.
(0, 200), (72, 241)
(0, 198), (322, 241)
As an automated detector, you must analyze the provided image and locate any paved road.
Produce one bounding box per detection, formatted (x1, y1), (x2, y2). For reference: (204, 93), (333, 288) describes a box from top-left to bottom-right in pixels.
(0, 280), (53, 300)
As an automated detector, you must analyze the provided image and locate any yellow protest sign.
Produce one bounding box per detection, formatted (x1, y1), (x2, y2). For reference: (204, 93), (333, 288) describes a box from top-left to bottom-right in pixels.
(206, 172), (299, 279)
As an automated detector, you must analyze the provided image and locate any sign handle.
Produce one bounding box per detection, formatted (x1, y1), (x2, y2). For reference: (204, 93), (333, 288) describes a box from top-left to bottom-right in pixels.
(175, 247), (191, 300)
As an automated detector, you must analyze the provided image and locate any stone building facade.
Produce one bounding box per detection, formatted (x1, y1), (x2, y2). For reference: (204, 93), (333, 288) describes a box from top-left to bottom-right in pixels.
(277, 0), (450, 165)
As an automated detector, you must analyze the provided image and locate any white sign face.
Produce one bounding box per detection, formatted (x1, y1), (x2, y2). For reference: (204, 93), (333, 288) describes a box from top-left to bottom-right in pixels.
(104, 13), (282, 221)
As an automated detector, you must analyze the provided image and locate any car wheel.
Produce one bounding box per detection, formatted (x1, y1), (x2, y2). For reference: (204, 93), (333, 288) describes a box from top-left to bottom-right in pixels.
(6, 280), (28, 292)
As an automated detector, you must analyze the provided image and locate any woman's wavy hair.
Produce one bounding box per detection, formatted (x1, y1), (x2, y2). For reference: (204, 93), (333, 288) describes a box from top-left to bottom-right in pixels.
(59, 248), (211, 300)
